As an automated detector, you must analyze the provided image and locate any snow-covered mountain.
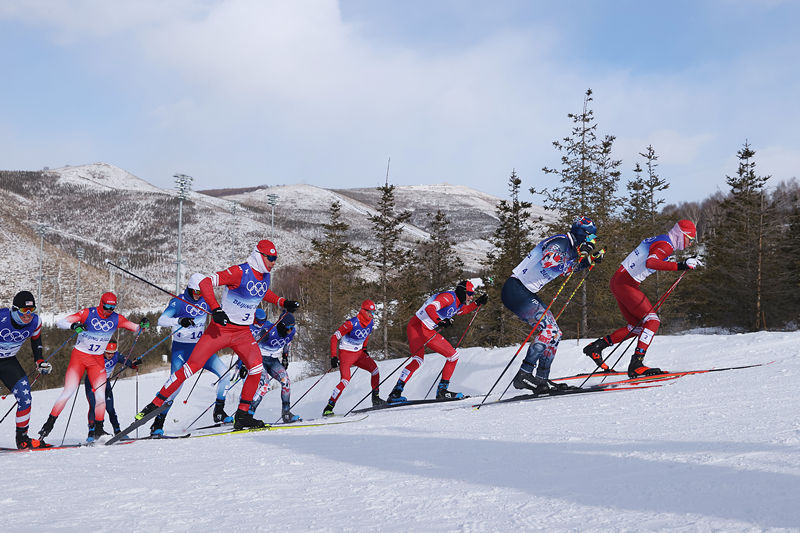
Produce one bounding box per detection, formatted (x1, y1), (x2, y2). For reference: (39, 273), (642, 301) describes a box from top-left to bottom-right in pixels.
(0, 162), (555, 313)
(5, 331), (798, 531)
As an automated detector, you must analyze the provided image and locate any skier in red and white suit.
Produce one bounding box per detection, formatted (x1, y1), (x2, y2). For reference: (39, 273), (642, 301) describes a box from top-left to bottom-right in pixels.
(136, 240), (300, 430)
(583, 220), (702, 378)
(38, 292), (146, 442)
(322, 299), (385, 416)
(387, 280), (486, 402)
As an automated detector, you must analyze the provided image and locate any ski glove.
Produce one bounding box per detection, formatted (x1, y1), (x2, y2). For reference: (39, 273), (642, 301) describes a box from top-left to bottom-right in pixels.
(331, 356), (339, 369)
(71, 322), (87, 333)
(36, 360), (52, 375)
(239, 364), (248, 380)
(139, 318), (150, 330)
(677, 257), (703, 270)
(283, 300), (300, 312)
(437, 317), (454, 329)
(591, 248), (606, 264)
(124, 358), (139, 370)
(475, 293), (488, 306)
(211, 307), (229, 326)
(178, 317), (195, 328)
(282, 355), (289, 369)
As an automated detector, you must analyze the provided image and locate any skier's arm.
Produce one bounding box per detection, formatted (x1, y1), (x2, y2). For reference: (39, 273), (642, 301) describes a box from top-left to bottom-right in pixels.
(457, 301), (479, 316)
(330, 321), (353, 358)
(426, 293), (454, 324)
(56, 309), (89, 329)
(29, 321), (43, 363)
(117, 314), (141, 333)
(645, 241), (678, 271)
(201, 266), (245, 309)
(157, 301), (180, 328)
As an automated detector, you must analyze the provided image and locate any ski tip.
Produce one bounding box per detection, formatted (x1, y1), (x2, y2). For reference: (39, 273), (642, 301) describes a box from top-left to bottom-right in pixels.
(103, 258), (111, 264)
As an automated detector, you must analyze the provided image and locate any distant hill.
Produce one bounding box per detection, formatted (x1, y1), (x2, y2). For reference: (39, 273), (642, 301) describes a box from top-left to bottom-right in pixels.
(1, 163), (554, 313)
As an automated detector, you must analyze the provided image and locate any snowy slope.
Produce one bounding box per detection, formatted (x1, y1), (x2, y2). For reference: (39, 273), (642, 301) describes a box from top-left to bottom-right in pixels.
(3, 331), (798, 532)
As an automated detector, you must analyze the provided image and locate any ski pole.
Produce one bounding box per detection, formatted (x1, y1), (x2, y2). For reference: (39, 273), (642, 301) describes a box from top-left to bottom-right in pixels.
(579, 271), (687, 388)
(60, 385), (81, 447)
(184, 373), (244, 431)
(110, 327), (144, 389)
(281, 368), (334, 417)
(105, 260), (211, 316)
(554, 262), (597, 321)
(476, 270), (576, 409)
(209, 310), (287, 388)
(181, 368), (206, 404)
(344, 331), (439, 416)
(424, 305), (483, 399)
(103, 329), (179, 393)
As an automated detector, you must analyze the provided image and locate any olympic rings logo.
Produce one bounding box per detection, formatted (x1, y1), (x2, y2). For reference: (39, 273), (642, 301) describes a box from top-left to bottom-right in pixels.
(246, 281), (268, 297)
(90, 318), (115, 331)
(186, 303), (208, 317)
(0, 328), (30, 342)
(352, 329), (369, 339)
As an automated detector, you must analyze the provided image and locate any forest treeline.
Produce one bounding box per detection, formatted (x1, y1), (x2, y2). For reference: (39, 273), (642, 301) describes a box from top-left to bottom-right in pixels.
(11, 89), (799, 388)
(279, 89), (800, 373)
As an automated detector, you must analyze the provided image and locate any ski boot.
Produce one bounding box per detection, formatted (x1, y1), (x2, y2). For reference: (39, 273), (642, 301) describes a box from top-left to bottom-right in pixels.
(387, 382), (407, 404)
(89, 421), (109, 443)
(135, 402), (159, 421)
(150, 413), (166, 437)
(213, 399), (233, 423)
(38, 414), (57, 440)
(512, 369), (550, 394)
(627, 350), (664, 379)
(281, 410), (301, 423)
(583, 337), (611, 371)
(87, 424), (95, 441)
(233, 409), (265, 430)
(322, 401), (336, 417)
(436, 380), (464, 400)
(371, 389), (386, 407)
(16, 427), (42, 449)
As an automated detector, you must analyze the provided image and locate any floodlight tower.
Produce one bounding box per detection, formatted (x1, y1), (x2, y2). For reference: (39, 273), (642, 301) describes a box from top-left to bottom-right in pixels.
(76, 247), (85, 308)
(174, 174), (193, 293)
(267, 194), (280, 237)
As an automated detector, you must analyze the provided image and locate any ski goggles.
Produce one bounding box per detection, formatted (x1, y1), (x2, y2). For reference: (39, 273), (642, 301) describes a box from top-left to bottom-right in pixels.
(102, 304), (117, 311)
(259, 252), (278, 262)
(14, 306), (36, 315)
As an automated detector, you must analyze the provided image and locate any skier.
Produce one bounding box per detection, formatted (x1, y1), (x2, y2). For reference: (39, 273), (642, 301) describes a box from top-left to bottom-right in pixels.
(583, 219), (701, 378)
(504, 217), (602, 394)
(323, 299), (385, 416)
(135, 240), (300, 430)
(0, 291), (50, 449)
(150, 273), (233, 436)
(387, 281), (487, 403)
(245, 308), (300, 423)
(83, 341), (137, 440)
(39, 292), (148, 442)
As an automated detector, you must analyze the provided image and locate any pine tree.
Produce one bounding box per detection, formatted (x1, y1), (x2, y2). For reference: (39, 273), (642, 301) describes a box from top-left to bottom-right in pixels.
(417, 209), (464, 293)
(623, 145), (670, 294)
(701, 141), (770, 330)
(300, 200), (365, 370)
(535, 89), (623, 334)
(480, 170), (536, 347)
(368, 180), (420, 358)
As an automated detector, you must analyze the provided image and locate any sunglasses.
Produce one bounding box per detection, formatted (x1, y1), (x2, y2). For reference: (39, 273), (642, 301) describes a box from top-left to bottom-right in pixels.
(260, 252), (278, 262)
(103, 304), (117, 311)
(14, 306), (36, 315)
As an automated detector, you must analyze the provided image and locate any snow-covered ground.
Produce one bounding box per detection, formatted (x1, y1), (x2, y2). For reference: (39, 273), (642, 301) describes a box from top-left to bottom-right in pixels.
(3, 332), (798, 532)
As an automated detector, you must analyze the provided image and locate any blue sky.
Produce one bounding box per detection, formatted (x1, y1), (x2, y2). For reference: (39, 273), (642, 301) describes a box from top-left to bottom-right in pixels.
(1, 0), (797, 206)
